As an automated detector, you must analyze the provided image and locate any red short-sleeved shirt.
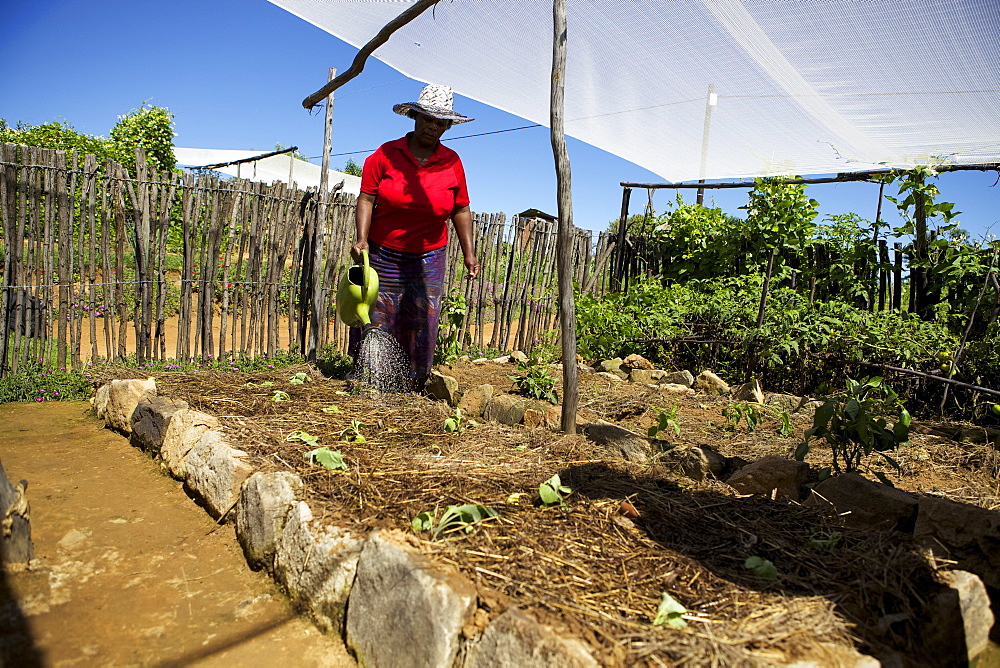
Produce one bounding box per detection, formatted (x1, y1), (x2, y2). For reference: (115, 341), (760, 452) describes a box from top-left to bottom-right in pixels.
(360, 134), (471, 253)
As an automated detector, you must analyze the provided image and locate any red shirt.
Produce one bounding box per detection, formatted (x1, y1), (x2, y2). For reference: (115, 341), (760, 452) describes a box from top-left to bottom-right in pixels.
(360, 135), (471, 252)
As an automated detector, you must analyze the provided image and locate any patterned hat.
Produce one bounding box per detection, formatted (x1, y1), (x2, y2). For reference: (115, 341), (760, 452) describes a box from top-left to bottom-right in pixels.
(393, 84), (473, 124)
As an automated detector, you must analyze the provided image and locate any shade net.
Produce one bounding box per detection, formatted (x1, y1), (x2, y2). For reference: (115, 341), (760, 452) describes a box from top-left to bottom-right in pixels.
(271, 0), (1000, 182)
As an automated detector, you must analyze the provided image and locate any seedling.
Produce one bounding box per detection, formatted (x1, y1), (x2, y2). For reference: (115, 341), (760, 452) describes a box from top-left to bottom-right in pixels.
(321, 405), (342, 414)
(304, 447), (347, 471)
(723, 401), (793, 437)
(443, 408), (477, 433)
(806, 531), (842, 552)
(648, 405), (681, 439)
(244, 380), (274, 388)
(508, 358), (558, 405)
(286, 430), (320, 447)
(652, 592), (688, 629)
(744, 555), (778, 580)
(538, 473), (573, 508)
(338, 419), (366, 443)
(289, 372), (310, 385)
(271, 389), (291, 402)
(411, 503), (498, 539)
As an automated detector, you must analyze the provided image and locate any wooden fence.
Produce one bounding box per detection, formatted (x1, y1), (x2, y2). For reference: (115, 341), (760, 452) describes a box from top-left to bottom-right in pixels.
(0, 143), (613, 378)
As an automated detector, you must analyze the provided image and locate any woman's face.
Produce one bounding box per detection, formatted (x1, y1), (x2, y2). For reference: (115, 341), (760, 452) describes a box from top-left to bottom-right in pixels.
(413, 112), (452, 145)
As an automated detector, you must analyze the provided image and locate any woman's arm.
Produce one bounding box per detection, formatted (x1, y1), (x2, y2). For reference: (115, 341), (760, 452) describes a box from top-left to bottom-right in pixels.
(452, 205), (480, 279)
(352, 192), (376, 261)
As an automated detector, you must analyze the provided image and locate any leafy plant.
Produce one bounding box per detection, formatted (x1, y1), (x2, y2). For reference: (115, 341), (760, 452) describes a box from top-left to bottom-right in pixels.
(806, 531), (842, 552)
(321, 404), (342, 414)
(508, 357), (558, 404)
(285, 430), (320, 447)
(652, 592), (688, 629)
(288, 372), (310, 385)
(435, 288), (470, 364)
(411, 504), (498, 539)
(647, 405), (681, 438)
(271, 390), (291, 402)
(744, 556), (778, 580)
(538, 474), (573, 508)
(795, 377), (910, 481)
(338, 419), (366, 443)
(304, 447), (347, 471)
(443, 408), (477, 433)
(723, 402), (793, 437)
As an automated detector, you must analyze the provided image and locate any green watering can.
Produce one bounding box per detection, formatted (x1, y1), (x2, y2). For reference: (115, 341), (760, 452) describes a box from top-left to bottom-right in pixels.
(336, 250), (379, 327)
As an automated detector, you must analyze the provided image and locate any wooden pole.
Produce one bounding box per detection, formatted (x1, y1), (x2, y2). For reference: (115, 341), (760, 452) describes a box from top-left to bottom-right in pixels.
(550, 0), (578, 433)
(309, 67), (337, 360)
(696, 84), (716, 206)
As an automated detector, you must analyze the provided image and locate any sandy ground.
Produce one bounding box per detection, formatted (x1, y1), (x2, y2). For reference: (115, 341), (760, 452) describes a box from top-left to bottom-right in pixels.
(0, 401), (354, 667)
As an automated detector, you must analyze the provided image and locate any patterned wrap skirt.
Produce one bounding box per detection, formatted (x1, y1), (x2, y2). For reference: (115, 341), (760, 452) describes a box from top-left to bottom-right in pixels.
(348, 240), (447, 388)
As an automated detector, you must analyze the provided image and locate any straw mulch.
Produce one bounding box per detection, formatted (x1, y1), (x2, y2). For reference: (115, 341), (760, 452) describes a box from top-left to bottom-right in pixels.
(126, 362), (996, 666)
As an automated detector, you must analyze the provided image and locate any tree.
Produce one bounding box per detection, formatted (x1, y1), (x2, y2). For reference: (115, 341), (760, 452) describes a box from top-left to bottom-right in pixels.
(341, 158), (362, 177)
(275, 142), (310, 161)
(0, 119), (112, 162)
(109, 105), (176, 172)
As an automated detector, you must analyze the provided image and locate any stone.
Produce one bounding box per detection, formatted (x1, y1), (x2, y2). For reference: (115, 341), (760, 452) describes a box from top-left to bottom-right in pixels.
(621, 353), (654, 370)
(780, 643), (881, 668)
(766, 393), (804, 413)
(598, 358), (627, 379)
(913, 496), (1000, 589)
(804, 473), (918, 531)
(236, 472), (303, 572)
(159, 409), (220, 480)
(661, 370), (695, 387)
(466, 608), (599, 668)
(725, 455), (810, 501)
(918, 570), (994, 667)
(457, 355), (472, 363)
(346, 532), (476, 668)
(128, 396), (190, 455)
(659, 383), (696, 397)
(491, 355), (512, 364)
(472, 357), (489, 364)
(659, 446), (712, 482)
(0, 458), (32, 563)
(457, 384), (494, 418)
(581, 420), (652, 464)
(629, 369), (665, 384)
(956, 426), (1000, 445)
(577, 363), (595, 374)
(425, 370), (460, 406)
(484, 395), (528, 426)
(274, 501), (364, 633)
(510, 350), (529, 363)
(184, 431), (254, 520)
(523, 408), (546, 429)
(595, 372), (624, 383)
(93, 378), (157, 433)
(693, 370), (729, 395)
(732, 379), (765, 404)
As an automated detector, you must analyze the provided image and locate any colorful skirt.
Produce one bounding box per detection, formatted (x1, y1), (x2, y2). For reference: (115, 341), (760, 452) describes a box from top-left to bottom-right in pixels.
(348, 241), (447, 388)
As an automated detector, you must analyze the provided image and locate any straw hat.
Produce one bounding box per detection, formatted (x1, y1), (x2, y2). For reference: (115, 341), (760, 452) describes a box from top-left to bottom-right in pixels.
(393, 84), (473, 124)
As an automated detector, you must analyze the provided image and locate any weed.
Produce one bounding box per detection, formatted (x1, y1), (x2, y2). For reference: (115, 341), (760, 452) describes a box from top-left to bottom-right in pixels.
(723, 401), (793, 436)
(443, 408), (477, 433)
(538, 473), (573, 508)
(411, 503), (498, 539)
(647, 405), (681, 439)
(508, 357), (558, 405)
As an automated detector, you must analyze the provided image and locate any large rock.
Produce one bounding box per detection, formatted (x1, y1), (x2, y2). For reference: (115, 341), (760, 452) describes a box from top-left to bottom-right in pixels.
(594, 372), (624, 383)
(598, 358), (627, 379)
(659, 446), (715, 482)
(184, 431), (253, 520)
(661, 370), (694, 387)
(426, 370), (460, 406)
(129, 396), (190, 455)
(346, 532), (476, 667)
(621, 353), (654, 371)
(236, 471), (303, 572)
(693, 370), (729, 395)
(659, 383), (696, 397)
(484, 395), (528, 426)
(466, 608), (598, 668)
(0, 459), (32, 563)
(93, 378), (157, 433)
(273, 501), (364, 633)
(918, 570), (995, 667)
(725, 455), (810, 501)
(629, 369), (665, 385)
(913, 496), (1000, 589)
(581, 421), (652, 464)
(457, 384), (494, 418)
(731, 379), (765, 404)
(159, 409), (220, 479)
(766, 393), (804, 413)
(804, 473), (918, 531)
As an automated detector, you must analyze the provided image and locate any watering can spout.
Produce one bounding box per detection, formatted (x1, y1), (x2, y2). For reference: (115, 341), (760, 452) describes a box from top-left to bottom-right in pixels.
(336, 250), (379, 328)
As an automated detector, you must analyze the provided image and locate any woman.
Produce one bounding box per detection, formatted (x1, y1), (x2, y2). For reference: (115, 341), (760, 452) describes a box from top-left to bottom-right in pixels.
(350, 84), (481, 390)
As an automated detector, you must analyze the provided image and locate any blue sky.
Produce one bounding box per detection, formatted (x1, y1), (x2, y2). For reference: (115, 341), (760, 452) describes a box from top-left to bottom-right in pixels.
(3, 0), (998, 239)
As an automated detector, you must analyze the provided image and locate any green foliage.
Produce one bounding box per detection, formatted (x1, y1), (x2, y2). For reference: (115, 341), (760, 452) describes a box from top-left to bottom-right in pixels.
(795, 377), (911, 479)
(304, 447), (347, 471)
(435, 288), (470, 364)
(508, 357), (558, 404)
(744, 555), (778, 580)
(341, 158), (363, 177)
(338, 419), (366, 443)
(538, 473), (573, 508)
(0, 119), (111, 161)
(274, 142), (309, 162)
(411, 503), (498, 539)
(647, 405), (681, 439)
(0, 363), (94, 404)
(443, 407), (477, 433)
(806, 531), (842, 552)
(723, 402), (793, 437)
(316, 344), (353, 379)
(288, 372), (310, 385)
(652, 592), (688, 629)
(286, 430), (319, 447)
(108, 104), (176, 172)
(271, 389), (291, 402)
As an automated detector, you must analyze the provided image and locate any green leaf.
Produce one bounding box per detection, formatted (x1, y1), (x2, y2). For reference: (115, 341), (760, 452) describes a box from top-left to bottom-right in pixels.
(411, 511), (434, 533)
(794, 441), (810, 461)
(652, 592), (688, 629)
(289, 372), (310, 385)
(304, 447), (347, 471)
(286, 430), (319, 446)
(321, 405), (342, 414)
(744, 556), (778, 580)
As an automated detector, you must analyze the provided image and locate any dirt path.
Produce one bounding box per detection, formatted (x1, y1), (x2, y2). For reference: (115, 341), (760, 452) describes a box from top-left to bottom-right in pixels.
(0, 401), (354, 667)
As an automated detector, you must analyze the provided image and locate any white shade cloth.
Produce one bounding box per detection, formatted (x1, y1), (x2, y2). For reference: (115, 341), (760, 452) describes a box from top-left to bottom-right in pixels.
(174, 147), (361, 194)
(270, 0), (1000, 182)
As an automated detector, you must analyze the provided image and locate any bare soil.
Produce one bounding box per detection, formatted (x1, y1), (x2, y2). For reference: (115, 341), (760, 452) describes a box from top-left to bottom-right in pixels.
(119, 359), (999, 667)
(0, 401), (354, 667)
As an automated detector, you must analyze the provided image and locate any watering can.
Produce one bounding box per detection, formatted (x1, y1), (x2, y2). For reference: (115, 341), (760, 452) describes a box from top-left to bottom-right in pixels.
(336, 250), (379, 327)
